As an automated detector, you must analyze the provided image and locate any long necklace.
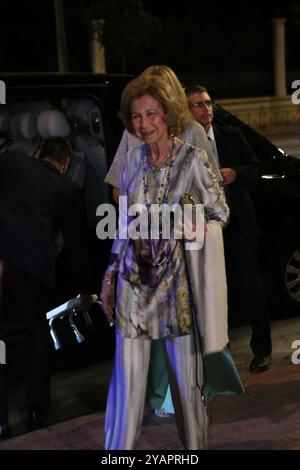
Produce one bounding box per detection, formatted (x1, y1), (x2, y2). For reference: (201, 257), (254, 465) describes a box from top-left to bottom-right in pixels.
(142, 138), (176, 209)
(139, 139), (177, 277)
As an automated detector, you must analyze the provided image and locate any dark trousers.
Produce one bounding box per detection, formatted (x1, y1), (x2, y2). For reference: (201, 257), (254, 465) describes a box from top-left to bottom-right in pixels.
(0, 263), (52, 424)
(224, 229), (272, 357)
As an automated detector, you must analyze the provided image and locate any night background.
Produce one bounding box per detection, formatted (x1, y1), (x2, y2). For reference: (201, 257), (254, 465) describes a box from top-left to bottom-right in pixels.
(1, 0), (300, 98)
(1, 1), (300, 452)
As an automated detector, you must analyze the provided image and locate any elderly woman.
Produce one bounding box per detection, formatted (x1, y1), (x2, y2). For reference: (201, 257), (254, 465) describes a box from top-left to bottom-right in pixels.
(105, 65), (221, 417)
(100, 74), (229, 450)
(106, 66), (221, 418)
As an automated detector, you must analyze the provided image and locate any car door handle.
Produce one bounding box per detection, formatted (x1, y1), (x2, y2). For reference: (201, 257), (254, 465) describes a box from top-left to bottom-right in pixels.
(261, 174), (286, 180)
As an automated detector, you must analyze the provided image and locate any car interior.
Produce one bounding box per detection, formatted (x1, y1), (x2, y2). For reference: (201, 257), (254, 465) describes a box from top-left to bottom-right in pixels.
(0, 97), (114, 362)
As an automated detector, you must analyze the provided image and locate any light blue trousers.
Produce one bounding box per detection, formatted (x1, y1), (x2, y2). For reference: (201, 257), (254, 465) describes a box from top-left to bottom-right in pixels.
(105, 332), (208, 450)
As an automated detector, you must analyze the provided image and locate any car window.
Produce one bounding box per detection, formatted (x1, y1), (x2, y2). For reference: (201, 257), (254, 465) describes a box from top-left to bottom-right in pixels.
(214, 104), (282, 161)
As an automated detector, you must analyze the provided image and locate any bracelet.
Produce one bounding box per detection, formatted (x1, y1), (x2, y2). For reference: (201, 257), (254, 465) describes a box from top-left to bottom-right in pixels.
(103, 271), (115, 285)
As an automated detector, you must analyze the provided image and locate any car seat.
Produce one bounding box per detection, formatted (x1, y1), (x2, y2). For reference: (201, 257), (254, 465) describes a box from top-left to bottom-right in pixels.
(7, 112), (39, 157)
(37, 109), (87, 189)
(37, 109), (71, 139)
(65, 99), (109, 230)
(37, 109), (87, 258)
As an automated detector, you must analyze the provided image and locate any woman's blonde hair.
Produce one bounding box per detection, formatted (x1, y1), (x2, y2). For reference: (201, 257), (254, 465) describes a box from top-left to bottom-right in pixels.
(120, 67), (191, 136)
(141, 66), (184, 98)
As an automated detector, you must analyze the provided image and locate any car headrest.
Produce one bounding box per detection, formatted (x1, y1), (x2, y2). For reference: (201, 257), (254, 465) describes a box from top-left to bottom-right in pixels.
(37, 110), (70, 138)
(65, 99), (103, 139)
(9, 112), (39, 141)
(20, 112), (38, 140)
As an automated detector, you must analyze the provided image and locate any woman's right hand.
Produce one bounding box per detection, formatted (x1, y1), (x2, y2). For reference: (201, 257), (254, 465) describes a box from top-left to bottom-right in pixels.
(99, 272), (115, 319)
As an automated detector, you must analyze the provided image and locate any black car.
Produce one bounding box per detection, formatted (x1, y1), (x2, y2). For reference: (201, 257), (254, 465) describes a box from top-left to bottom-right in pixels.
(214, 104), (300, 320)
(0, 73), (133, 373)
(0, 73), (299, 367)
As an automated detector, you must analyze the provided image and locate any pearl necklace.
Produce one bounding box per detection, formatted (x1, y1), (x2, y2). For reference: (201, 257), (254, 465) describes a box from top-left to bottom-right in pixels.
(142, 139), (176, 209)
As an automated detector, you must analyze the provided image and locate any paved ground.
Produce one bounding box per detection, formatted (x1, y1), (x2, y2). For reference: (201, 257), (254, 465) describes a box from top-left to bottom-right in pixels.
(0, 317), (299, 451)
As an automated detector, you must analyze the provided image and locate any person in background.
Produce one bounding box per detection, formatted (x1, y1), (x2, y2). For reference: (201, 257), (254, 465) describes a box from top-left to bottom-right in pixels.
(99, 74), (240, 450)
(185, 84), (272, 374)
(0, 137), (94, 440)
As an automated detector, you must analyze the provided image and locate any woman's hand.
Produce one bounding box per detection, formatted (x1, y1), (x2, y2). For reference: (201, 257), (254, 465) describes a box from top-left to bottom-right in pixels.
(99, 271), (115, 319)
(220, 167), (237, 185)
(80, 293), (98, 309)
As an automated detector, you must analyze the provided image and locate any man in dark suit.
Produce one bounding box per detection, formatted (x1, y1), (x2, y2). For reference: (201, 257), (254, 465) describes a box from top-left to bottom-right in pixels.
(0, 137), (93, 439)
(186, 85), (272, 374)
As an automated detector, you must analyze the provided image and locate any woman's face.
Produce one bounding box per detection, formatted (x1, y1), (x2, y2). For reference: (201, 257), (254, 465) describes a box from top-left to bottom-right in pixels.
(131, 94), (168, 145)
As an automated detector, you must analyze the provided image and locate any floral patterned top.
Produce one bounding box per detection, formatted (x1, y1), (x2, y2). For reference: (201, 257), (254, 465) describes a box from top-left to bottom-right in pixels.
(108, 141), (229, 340)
